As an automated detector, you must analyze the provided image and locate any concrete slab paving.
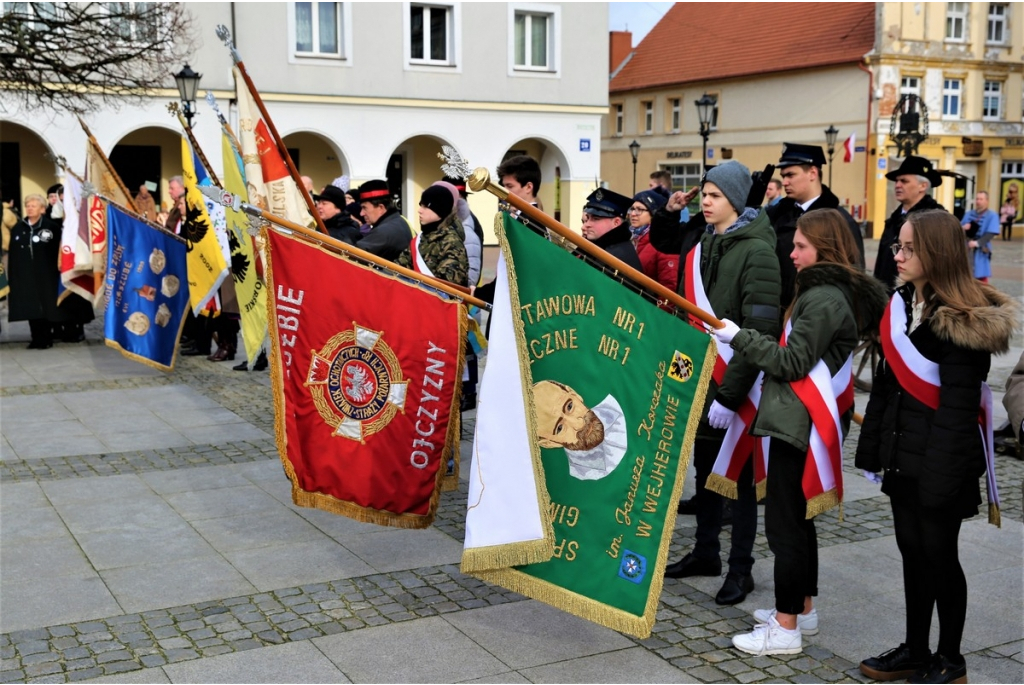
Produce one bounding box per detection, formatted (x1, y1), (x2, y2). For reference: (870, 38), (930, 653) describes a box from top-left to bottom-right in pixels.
(75, 524), (220, 571)
(183, 423), (270, 444)
(41, 473), (158, 505)
(338, 527), (465, 573)
(442, 601), (635, 670)
(5, 431), (109, 459)
(0, 393), (75, 422)
(223, 538), (375, 590)
(164, 484), (286, 522)
(53, 497), (188, 536)
(161, 640), (349, 684)
(292, 505), (386, 540)
(141, 464), (254, 495)
(455, 673), (531, 684)
(78, 667), (171, 683)
(0, 537), (95, 583)
(0, 502), (69, 544)
(518, 646), (695, 683)
(189, 508), (327, 552)
(313, 616), (509, 683)
(0, 480), (49, 510)
(967, 649), (1024, 684)
(0, 574), (121, 633)
(100, 556), (257, 613)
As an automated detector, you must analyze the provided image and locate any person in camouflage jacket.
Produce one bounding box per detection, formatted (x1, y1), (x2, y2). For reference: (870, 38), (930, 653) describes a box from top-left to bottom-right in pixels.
(396, 184), (469, 287)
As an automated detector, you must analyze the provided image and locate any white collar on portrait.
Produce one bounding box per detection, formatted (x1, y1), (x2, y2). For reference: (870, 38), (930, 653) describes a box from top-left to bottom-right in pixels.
(564, 395), (628, 481)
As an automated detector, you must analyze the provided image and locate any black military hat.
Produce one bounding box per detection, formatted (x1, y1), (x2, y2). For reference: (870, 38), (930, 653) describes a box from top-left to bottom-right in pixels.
(777, 143), (827, 168)
(584, 188), (632, 219)
(356, 179), (391, 202)
(884, 155), (943, 187)
(312, 184), (347, 208)
(442, 175), (469, 196)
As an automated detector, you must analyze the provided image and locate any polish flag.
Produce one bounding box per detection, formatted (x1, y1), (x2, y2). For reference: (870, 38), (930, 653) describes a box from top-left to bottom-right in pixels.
(843, 134), (856, 163)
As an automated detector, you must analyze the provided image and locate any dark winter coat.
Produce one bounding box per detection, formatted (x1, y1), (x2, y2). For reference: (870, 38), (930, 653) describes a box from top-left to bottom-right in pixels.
(766, 185), (865, 309)
(395, 214), (469, 287)
(324, 212), (362, 246)
(358, 208), (413, 263)
(731, 262), (887, 451)
(647, 208), (706, 284)
(588, 224), (643, 274)
(872, 194), (943, 292)
(855, 283), (1017, 516)
(684, 208), (782, 437)
(7, 215), (66, 323)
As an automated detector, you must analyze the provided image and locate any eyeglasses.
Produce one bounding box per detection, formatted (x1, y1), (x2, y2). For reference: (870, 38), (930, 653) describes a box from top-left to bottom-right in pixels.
(627, 206), (648, 215)
(890, 243), (915, 258)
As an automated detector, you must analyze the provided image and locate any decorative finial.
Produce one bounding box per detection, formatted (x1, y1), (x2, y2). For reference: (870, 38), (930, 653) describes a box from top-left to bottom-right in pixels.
(167, 102), (180, 116)
(215, 24), (243, 64)
(246, 215), (267, 237)
(438, 146), (471, 181)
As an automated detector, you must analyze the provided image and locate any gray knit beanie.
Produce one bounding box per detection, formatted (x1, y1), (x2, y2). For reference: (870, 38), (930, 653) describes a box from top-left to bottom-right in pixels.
(703, 161), (752, 213)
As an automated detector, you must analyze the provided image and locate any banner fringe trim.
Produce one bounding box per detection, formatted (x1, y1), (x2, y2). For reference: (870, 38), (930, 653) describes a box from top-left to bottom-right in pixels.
(460, 538), (552, 574)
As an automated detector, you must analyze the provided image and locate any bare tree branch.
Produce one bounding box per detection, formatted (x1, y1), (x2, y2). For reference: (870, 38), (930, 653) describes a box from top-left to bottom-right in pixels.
(0, 2), (198, 116)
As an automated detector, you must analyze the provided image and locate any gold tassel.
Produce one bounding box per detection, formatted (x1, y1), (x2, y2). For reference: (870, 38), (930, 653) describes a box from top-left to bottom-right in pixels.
(804, 489), (840, 519)
(461, 539), (553, 574)
(705, 472), (739, 500)
(988, 502), (1001, 528)
(755, 477), (767, 503)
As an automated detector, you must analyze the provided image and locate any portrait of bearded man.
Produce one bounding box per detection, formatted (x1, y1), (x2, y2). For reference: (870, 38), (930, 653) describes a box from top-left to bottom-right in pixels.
(533, 380), (628, 481)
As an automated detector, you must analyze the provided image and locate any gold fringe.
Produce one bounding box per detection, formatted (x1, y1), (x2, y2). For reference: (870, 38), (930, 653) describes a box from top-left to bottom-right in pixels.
(0, 285), (8, 299)
(755, 477), (767, 503)
(460, 538), (553, 574)
(264, 228), (467, 527)
(988, 502), (1001, 528)
(705, 472), (739, 500)
(474, 568), (654, 638)
(804, 488), (840, 519)
(440, 308), (469, 491)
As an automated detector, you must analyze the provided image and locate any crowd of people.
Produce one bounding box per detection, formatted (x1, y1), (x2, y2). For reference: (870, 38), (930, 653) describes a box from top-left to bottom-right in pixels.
(2, 143), (1022, 683)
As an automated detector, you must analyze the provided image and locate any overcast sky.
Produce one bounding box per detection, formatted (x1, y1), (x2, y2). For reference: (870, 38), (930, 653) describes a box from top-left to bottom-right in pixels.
(608, 2), (673, 46)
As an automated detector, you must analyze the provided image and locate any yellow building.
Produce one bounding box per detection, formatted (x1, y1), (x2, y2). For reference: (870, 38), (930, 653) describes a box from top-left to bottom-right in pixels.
(867, 2), (1024, 231)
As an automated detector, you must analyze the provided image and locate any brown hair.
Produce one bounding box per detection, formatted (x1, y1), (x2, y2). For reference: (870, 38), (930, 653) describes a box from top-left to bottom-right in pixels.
(905, 209), (990, 317)
(784, 209), (863, 323)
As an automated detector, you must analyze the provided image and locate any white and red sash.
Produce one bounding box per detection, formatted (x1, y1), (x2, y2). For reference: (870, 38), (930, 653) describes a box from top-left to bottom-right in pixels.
(879, 294), (1000, 525)
(410, 234), (434, 278)
(683, 243), (769, 499)
(777, 322), (854, 518)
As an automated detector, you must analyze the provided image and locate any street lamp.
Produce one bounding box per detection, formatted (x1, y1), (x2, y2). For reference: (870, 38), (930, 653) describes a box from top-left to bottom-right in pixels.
(173, 64), (202, 129)
(695, 93), (715, 175)
(824, 125), (838, 187)
(628, 139), (641, 194)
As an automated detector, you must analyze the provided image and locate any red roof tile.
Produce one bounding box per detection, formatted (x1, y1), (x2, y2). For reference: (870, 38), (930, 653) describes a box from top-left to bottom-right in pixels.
(610, 2), (876, 93)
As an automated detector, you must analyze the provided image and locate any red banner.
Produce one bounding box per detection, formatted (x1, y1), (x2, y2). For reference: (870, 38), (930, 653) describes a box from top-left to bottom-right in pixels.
(266, 230), (466, 528)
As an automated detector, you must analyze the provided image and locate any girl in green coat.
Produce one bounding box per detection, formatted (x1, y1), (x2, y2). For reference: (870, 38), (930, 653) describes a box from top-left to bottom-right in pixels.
(712, 209), (887, 656)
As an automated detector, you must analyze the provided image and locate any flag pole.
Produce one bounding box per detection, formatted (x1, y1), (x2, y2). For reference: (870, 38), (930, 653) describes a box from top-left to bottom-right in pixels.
(76, 117), (139, 213)
(465, 167), (723, 329)
(215, 24), (328, 236)
(205, 91), (243, 156)
(169, 103), (222, 187)
(205, 187), (489, 310)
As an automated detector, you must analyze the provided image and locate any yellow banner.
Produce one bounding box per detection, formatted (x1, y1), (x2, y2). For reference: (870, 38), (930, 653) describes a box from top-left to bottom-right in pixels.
(181, 137), (229, 314)
(222, 133), (268, 366)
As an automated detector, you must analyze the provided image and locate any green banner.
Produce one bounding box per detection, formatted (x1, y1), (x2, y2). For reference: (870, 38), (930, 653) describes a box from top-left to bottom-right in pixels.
(476, 214), (715, 637)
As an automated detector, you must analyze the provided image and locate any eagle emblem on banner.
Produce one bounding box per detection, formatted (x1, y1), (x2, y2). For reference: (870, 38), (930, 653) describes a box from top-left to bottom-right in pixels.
(306, 324), (408, 442)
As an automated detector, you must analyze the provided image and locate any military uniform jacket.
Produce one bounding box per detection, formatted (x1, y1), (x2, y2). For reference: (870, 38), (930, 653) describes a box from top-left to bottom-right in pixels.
(588, 224), (643, 273)
(395, 214), (469, 287)
(766, 185), (865, 309)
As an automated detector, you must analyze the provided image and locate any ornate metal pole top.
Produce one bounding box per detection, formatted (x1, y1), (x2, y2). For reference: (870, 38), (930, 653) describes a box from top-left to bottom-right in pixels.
(215, 24), (242, 64)
(467, 168), (508, 200)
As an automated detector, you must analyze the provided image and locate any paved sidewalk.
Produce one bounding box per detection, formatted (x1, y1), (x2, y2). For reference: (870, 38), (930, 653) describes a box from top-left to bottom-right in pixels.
(1, 239), (1022, 684)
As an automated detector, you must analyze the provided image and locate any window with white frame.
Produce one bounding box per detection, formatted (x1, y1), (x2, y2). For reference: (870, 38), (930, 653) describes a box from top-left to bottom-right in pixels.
(900, 76), (921, 100)
(2, 2), (59, 30)
(410, 3), (452, 64)
(709, 95), (719, 131)
(643, 101), (653, 134)
(664, 164), (701, 208)
(105, 2), (158, 43)
(670, 98), (680, 133)
(946, 2), (967, 41)
(613, 103), (623, 136)
(987, 3), (1008, 44)
(294, 2), (344, 58)
(942, 78), (962, 118)
(513, 10), (553, 70)
(983, 80), (1003, 120)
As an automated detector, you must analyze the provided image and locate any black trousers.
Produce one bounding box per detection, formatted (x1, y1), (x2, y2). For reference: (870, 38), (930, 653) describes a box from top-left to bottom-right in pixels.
(29, 319), (53, 346)
(691, 437), (757, 575)
(890, 485), (967, 660)
(764, 437), (818, 615)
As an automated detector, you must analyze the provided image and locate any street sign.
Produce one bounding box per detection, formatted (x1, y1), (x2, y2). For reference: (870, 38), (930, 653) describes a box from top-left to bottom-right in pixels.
(579, 139), (591, 152)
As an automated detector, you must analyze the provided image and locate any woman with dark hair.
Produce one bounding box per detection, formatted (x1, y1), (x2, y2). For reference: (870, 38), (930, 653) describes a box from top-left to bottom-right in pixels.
(856, 209), (1016, 684)
(712, 208), (887, 656)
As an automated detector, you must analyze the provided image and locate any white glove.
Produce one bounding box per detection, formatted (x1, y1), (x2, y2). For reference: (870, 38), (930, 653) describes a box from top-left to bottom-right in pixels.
(863, 470), (883, 484)
(712, 318), (741, 345)
(707, 400), (736, 429)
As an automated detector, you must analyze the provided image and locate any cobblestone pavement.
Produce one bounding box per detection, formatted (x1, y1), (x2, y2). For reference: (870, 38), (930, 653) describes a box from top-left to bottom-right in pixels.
(1, 241), (1022, 683)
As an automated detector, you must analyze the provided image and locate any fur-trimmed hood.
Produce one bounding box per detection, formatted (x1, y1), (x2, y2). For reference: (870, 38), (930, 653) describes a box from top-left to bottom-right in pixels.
(796, 262), (888, 336)
(930, 285), (1018, 354)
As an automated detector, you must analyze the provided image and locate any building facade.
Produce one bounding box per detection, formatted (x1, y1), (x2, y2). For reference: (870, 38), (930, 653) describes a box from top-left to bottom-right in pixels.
(867, 1), (1024, 229)
(1, 2), (608, 243)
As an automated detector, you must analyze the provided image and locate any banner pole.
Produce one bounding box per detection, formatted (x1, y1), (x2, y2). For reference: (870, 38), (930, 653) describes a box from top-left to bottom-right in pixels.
(76, 117), (139, 214)
(170, 105), (222, 187)
(216, 193), (489, 310)
(215, 24), (328, 236)
(466, 167), (723, 329)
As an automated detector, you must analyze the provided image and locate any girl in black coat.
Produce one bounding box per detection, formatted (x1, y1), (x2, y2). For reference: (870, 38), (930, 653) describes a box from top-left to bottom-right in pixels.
(856, 210), (1016, 684)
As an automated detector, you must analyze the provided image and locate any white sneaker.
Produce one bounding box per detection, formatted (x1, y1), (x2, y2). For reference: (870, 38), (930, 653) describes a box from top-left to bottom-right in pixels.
(732, 615), (803, 656)
(752, 607), (819, 635)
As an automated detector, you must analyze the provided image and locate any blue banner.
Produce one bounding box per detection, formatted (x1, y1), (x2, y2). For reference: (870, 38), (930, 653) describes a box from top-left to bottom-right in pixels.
(104, 206), (190, 371)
